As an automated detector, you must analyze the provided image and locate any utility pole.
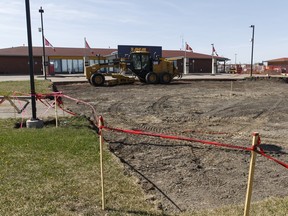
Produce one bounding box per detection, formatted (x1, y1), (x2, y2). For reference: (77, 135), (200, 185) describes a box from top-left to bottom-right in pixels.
(250, 25), (255, 77)
(39, 6), (46, 79)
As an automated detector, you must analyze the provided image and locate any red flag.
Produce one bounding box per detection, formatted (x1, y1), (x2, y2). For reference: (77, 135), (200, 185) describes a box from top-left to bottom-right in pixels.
(84, 38), (94, 54)
(44, 37), (55, 51)
(185, 42), (193, 52)
(85, 39), (91, 49)
(212, 45), (218, 56)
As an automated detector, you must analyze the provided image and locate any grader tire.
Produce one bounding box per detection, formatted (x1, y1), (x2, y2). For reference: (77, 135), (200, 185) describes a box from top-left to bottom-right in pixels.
(90, 73), (105, 86)
(160, 72), (172, 84)
(145, 72), (159, 84)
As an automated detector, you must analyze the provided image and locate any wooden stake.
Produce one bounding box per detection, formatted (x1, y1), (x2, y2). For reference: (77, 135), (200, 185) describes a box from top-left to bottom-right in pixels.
(13, 97), (16, 118)
(244, 132), (259, 216)
(55, 96), (58, 127)
(99, 116), (105, 210)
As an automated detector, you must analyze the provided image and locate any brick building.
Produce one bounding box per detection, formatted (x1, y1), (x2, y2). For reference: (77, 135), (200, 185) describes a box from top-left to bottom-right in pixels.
(0, 46), (229, 75)
(265, 58), (288, 73)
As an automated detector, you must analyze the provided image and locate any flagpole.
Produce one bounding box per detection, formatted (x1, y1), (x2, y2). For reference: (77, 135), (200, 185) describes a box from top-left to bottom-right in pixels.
(183, 42), (187, 75)
(180, 35), (184, 50)
(84, 37), (89, 70)
(211, 44), (215, 75)
(84, 37), (87, 57)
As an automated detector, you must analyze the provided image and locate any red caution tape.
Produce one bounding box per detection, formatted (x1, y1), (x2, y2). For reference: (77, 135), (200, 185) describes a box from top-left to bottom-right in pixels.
(36, 94), (77, 116)
(257, 148), (288, 169)
(101, 125), (288, 169)
(101, 126), (253, 152)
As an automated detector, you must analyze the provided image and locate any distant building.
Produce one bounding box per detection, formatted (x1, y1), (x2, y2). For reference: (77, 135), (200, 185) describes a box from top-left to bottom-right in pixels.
(264, 57), (288, 73)
(0, 46), (229, 75)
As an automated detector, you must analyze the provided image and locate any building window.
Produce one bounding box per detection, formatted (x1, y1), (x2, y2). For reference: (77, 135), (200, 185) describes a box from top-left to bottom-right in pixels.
(51, 59), (62, 73)
(67, 60), (73, 73)
(89, 60), (95, 65)
(62, 59), (68, 73)
(73, 59), (79, 73)
(78, 59), (84, 72)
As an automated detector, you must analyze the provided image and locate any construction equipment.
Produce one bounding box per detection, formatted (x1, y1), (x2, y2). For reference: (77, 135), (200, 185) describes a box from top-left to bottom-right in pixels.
(85, 50), (182, 86)
(85, 59), (135, 86)
(229, 64), (243, 74)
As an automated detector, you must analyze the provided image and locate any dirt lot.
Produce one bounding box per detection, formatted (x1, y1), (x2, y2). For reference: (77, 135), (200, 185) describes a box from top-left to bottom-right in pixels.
(56, 78), (288, 214)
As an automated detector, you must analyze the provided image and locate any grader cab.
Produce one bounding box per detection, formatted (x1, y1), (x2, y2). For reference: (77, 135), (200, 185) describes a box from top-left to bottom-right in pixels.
(128, 51), (182, 84)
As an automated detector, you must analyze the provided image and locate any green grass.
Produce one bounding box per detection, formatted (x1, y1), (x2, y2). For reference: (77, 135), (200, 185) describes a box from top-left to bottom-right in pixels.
(0, 80), (52, 96)
(184, 196), (288, 216)
(0, 117), (159, 216)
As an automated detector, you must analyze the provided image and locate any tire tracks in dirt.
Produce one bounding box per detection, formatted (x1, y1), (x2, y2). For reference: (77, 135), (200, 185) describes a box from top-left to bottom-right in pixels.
(150, 95), (170, 113)
(232, 96), (287, 139)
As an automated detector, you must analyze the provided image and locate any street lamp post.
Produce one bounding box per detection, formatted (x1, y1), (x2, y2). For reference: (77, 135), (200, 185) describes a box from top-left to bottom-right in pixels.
(39, 6), (46, 79)
(235, 53), (237, 65)
(25, 0), (43, 128)
(250, 25), (255, 77)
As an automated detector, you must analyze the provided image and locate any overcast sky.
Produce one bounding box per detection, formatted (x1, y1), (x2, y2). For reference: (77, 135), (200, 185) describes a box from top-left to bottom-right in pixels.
(1, 0), (288, 63)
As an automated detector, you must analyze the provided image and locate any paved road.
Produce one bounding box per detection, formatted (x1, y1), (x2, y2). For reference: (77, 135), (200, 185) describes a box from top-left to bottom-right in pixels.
(0, 73), (251, 83)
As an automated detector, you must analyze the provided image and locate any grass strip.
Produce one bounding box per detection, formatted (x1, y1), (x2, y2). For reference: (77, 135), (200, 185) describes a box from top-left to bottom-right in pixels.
(0, 117), (158, 216)
(0, 80), (53, 96)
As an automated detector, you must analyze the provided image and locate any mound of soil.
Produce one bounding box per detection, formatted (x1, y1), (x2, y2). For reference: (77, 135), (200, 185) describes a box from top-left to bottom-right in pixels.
(57, 79), (288, 214)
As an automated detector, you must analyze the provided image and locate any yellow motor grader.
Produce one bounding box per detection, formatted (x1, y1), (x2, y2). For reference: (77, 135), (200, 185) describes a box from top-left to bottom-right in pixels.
(85, 50), (182, 86)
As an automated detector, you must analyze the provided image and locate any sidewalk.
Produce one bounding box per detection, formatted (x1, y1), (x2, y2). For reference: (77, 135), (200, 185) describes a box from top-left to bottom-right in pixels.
(0, 74), (87, 83)
(0, 75), (83, 119)
(0, 98), (68, 120)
